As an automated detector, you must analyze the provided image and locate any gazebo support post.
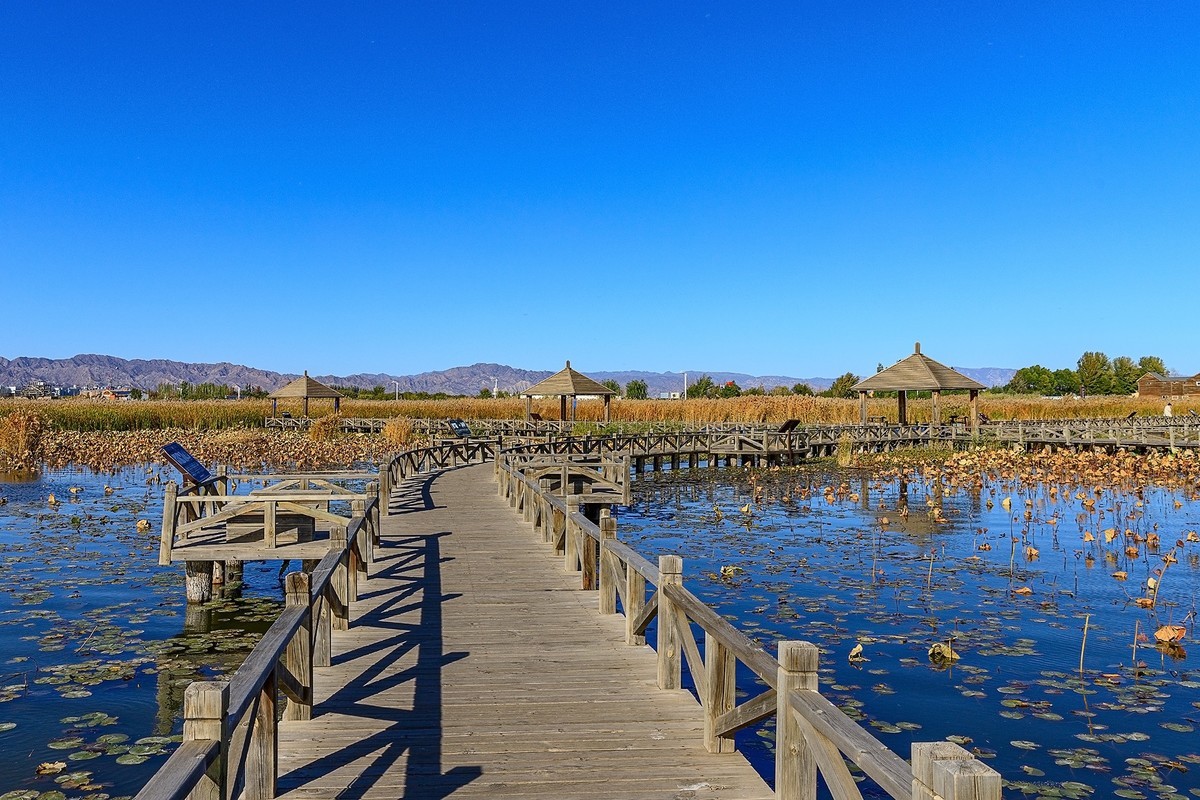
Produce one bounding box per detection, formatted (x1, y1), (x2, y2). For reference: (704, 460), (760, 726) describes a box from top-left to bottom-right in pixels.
(303, 397), (309, 418)
(334, 397), (340, 414)
(932, 390), (941, 425)
(559, 395), (567, 422)
(525, 396), (533, 421)
(970, 390), (979, 436)
(603, 395), (611, 423)
(898, 391), (908, 426)
(858, 391), (868, 425)
(271, 399), (277, 418)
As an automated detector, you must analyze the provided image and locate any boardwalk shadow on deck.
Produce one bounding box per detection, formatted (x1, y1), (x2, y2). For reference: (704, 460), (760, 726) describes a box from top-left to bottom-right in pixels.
(278, 530), (480, 799)
(390, 472), (441, 515)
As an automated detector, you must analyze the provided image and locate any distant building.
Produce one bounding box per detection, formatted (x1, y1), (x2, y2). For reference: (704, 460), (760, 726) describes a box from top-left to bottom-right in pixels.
(18, 381), (55, 399)
(1137, 372), (1200, 398)
(100, 388), (133, 401)
(658, 392), (682, 400)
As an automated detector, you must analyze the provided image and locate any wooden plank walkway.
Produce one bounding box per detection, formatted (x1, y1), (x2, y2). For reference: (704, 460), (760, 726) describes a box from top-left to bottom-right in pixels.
(275, 463), (774, 800)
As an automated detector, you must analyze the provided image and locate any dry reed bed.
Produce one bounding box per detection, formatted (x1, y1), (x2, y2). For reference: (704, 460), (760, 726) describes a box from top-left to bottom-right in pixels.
(1, 394), (1188, 433)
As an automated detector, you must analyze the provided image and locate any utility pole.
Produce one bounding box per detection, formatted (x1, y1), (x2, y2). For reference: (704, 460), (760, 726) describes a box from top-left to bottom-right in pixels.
(683, 372), (687, 400)
(390, 380), (400, 400)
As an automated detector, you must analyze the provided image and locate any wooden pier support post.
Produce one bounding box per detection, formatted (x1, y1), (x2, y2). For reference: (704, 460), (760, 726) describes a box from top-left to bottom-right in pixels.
(185, 560), (214, 604)
(912, 742), (1001, 800)
(776, 641), (818, 800)
(159, 481), (178, 567)
(283, 572), (313, 722)
(183, 681), (228, 800)
(657, 556), (683, 690)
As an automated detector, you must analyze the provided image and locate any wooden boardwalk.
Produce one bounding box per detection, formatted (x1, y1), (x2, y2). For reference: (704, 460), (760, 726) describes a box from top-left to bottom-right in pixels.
(274, 463), (774, 800)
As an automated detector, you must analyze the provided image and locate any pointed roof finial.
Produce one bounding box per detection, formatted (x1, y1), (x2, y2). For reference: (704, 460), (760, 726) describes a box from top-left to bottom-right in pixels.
(565, 360), (571, 369)
(914, 342), (921, 355)
(304, 370), (309, 376)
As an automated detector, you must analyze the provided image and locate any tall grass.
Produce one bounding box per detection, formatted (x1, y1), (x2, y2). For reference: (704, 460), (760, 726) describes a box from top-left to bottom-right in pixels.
(1, 393), (1187, 433)
(0, 409), (45, 470)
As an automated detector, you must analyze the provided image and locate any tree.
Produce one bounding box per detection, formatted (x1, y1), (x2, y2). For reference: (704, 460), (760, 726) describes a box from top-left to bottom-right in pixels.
(718, 380), (741, 398)
(1005, 365), (1054, 394)
(602, 379), (621, 395)
(1138, 355), (1167, 377)
(823, 372), (860, 399)
(791, 383), (814, 396)
(624, 379), (648, 400)
(1076, 351), (1114, 395)
(687, 375), (715, 399)
(478, 387), (493, 399)
(129, 387), (143, 400)
(1052, 369), (1081, 396)
(1111, 356), (1140, 395)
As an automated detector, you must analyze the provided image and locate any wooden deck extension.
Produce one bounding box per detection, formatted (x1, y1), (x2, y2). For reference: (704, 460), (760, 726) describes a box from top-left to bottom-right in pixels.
(274, 462), (773, 800)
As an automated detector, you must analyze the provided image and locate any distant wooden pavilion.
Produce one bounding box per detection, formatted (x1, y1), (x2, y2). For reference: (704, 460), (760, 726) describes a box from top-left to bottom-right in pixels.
(521, 361), (617, 422)
(851, 343), (985, 430)
(269, 371), (343, 418)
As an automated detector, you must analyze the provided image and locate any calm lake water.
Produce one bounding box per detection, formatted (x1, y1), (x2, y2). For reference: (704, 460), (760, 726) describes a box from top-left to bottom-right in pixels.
(0, 466), (287, 799)
(619, 464), (1200, 799)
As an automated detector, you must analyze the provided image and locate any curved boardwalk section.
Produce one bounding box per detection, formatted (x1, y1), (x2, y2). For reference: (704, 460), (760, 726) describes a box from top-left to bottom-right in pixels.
(275, 462), (773, 799)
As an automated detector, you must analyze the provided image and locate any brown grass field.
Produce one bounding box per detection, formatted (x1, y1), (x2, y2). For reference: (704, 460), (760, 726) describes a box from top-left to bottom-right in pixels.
(0, 393), (1188, 432)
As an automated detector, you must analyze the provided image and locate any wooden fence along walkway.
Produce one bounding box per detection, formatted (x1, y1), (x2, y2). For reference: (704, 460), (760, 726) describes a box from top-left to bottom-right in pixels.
(142, 435), (1009, 800)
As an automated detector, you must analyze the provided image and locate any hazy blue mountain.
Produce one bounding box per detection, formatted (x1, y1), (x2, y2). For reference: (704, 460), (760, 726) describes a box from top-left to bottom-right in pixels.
(0, 354), (1014, 396)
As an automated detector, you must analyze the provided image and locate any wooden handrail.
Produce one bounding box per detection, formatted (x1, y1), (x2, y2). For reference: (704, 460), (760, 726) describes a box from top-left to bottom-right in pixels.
(496, 441), (1002, 800)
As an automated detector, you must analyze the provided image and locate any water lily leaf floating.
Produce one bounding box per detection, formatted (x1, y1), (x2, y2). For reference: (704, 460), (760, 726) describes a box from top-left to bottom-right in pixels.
(35, 761), (66, 775)
(1153, 625), (1186, 644)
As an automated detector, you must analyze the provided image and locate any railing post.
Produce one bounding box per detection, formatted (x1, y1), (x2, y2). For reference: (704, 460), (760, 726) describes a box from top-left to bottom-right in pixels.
(330, 525), (350, 630)
(776, 641), (818, 800)
(283, 572), (313, 722)
(183, 681), (228, 800)
(657, 556), (682, 690)
(245, 667), (277, 800)
(581, 504), (599, 591)
(703, 631), (736, 754)
(352, 498), (370, 575)
(626, 553), (646, 646)
(538, 479), (553, 540)
(159, 480), (178, 566)
(564, 494), (581, 574)
(912, 742), (1001, 800)
(598, 510), (617, 614)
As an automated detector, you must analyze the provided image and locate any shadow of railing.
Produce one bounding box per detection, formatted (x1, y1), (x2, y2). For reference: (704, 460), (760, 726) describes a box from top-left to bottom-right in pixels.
(276, 529), (479, 799)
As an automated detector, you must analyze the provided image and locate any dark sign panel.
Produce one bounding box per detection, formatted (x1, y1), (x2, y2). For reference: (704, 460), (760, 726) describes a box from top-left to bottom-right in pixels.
(161, 442), (213, 485)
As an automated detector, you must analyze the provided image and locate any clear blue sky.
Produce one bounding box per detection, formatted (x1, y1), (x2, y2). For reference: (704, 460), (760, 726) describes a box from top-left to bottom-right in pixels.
(3, 3), (1197, 378)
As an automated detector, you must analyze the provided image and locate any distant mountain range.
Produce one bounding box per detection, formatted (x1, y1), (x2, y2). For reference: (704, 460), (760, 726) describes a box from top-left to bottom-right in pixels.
(0, 354), (1016, 396)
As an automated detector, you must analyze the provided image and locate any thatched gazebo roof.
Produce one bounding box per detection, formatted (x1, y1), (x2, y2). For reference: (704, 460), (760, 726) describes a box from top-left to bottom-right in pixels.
(851, 343), (985, 428)
(269, 371), (343, 417)
(521, 361), (617, 422)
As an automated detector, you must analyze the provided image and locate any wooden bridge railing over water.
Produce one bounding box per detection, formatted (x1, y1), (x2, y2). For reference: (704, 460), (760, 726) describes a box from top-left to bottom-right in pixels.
(140, 417), (1200, 799)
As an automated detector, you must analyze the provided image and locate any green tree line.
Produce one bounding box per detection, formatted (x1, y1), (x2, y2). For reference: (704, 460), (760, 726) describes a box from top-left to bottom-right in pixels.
(1000, 354), (1166, 396)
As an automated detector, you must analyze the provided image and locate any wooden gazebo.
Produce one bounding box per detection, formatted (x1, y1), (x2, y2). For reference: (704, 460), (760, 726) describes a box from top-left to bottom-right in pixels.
(851, 343), (985, 431)
(269, 371), (343, 418)
(521, 361), (617, 422)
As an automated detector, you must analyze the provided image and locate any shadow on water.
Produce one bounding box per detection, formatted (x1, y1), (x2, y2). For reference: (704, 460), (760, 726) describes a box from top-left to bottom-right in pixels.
(276, 528), (480, 799)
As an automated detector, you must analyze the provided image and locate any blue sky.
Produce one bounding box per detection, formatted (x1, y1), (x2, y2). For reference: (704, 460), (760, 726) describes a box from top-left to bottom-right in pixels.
(2, 3), (1197, 378)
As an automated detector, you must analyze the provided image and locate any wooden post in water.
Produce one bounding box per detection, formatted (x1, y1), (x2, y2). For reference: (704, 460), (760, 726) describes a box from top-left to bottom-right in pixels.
(183, 681), (227, 800)
(185, 560), (214, 604)
(657, 556), (682, 690)
(776, 641), (818, 800)
(283, 572), (313, 722)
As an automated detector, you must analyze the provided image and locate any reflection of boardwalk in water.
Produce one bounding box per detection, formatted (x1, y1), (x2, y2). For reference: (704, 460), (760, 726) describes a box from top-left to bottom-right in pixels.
(275, 463), (772, 799)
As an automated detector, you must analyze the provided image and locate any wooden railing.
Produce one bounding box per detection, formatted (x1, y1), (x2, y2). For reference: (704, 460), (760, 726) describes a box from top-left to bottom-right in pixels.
(136, 492), (379, 800)
(496, 448), (1002, 800)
